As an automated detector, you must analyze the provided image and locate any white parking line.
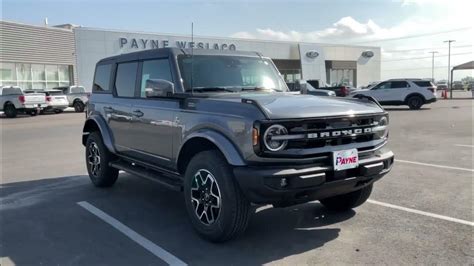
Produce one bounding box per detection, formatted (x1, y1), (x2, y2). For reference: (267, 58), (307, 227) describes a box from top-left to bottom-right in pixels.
(454, 144), (474, 148)
(368, 199), (474, 226)
(77, 201), (187, 266)
(395, 159), (474, 172)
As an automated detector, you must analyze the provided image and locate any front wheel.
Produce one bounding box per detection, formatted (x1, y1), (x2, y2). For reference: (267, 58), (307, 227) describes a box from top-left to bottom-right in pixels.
(320, 184), (373, 211)
(4, 103), (17, 118)
(184, 150), (252, 242)
(85, 132), (119, 187)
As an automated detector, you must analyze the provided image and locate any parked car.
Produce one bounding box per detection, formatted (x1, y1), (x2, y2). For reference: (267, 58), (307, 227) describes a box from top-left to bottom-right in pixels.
(53, 85), (89, 112)
(287, 80), (336, 96)
(466, 81), (473, 91)
(350, 79), (437, 110)
(0, 86), (47, 118)
(24, 89), (69, 113)
(452, 81), (464, 90)
(436, 81), (448, 91)
(307, 80), (354, 97)
(82, 48), (394, 242)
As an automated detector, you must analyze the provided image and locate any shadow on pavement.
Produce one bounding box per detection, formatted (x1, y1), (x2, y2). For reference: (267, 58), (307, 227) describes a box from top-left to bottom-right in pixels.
(0, 174), (355, 265)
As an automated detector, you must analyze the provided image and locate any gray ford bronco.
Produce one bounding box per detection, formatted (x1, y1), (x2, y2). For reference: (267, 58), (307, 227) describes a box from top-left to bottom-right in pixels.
(82, 48), (394, 242)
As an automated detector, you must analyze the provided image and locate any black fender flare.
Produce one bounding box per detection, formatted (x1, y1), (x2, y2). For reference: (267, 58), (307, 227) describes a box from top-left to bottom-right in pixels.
(404, 93), (426, 103)
(82, 114), (116, 153)
(178, 129), (246, 166)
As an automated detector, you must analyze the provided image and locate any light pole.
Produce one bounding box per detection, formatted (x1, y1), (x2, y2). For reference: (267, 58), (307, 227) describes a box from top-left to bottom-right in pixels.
(444, 40), (455, 98)
(428, 51), (438, 82)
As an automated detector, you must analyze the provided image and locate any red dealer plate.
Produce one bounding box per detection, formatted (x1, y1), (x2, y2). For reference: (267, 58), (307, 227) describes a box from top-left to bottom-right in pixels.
(333, 149), (359, 171)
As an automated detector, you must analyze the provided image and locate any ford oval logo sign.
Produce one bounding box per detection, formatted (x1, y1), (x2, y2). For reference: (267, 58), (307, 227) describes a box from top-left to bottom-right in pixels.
(362, 51), (374, 58)
(306, 50), (319, 59)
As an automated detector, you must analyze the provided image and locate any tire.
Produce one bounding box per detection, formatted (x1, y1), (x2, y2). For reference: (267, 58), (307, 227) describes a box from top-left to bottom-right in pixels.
(74, 101), (85, 112)
(4, 103), (17, 118)
(184, 150), (252, 242)
(406, 95), (424, 110)
(320, 184), (373, 211)
(85, 132), (119, 187)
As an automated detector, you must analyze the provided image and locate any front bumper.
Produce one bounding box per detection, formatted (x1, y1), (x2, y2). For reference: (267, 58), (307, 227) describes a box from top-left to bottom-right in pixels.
(234, 149), (394, 206)
(426, 97), (437, 103)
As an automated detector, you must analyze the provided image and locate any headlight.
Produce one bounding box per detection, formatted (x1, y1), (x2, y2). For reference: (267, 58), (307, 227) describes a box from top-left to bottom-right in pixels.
(373, 116), (389, 139)
(263, 124), (288, 152)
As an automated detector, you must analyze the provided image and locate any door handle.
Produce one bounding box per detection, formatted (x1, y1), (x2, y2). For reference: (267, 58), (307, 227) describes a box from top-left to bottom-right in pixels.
(104, 106), (114, 112)
(132, 109), (144, 117)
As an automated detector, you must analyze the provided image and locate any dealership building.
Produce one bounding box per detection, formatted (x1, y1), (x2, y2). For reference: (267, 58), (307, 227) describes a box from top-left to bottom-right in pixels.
(1, 20), (381, 90)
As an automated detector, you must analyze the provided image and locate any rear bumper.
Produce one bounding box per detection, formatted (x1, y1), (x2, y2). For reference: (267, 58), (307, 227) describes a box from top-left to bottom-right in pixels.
(22, 104), (47, 110)
(45, 104), (69, 110)
(233, 149), (394, 206)
(426, 97), (437, 103)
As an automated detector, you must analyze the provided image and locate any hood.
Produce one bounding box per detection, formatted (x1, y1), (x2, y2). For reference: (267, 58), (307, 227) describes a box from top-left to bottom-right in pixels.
(234, 93), (383, 119)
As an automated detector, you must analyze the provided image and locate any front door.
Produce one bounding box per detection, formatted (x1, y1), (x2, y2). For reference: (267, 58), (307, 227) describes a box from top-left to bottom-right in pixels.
(367, 81), (391, 102)
(127, 58), (177, 168)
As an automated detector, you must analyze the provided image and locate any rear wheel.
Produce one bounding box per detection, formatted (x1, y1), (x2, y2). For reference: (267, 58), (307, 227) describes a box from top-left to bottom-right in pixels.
(74, 101), (85, 112)
(4, 103), (17, 118)
(320, 184), (373, 211)
(85, 132), (119, 187)
(184, 150), (252, 242)
(406, 95), (424, 110)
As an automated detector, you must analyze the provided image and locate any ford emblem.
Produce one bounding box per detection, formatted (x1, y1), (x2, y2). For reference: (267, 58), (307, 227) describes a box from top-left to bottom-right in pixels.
(362, 51), (374, 58)
(306, 50), (319, 59)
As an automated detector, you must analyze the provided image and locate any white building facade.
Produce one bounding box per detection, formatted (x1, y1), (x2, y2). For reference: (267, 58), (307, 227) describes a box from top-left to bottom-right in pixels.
(74, 27), (381, 90)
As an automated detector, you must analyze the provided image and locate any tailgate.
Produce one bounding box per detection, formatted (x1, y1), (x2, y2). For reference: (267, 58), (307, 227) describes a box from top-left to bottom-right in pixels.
(24, 93), (46, 104)
(51, 95), (69, 104)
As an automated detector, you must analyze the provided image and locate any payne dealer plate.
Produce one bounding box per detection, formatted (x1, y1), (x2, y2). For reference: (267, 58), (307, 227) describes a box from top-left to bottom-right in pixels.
(333, 148), (359, 171)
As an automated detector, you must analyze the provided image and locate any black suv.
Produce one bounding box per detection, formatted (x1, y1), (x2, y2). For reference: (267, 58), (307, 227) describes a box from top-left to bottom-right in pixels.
(83, 48), (394, 242)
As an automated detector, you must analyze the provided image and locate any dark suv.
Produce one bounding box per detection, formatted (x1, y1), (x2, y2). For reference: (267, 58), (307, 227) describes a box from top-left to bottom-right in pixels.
(82, 48), (394, 242)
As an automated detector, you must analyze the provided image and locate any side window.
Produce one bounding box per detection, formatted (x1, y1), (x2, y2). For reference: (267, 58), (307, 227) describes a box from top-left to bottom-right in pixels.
(373, 82), (390, 90)
(390, 81), (409, 88)
(93, 64), (112, 92)
(140, 59), (173, 98)
(115, 62), (138, 97)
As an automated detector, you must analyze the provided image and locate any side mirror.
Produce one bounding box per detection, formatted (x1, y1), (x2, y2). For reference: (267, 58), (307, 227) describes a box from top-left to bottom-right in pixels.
(296, 80), (308, 94)
(144, 79), (174, 98)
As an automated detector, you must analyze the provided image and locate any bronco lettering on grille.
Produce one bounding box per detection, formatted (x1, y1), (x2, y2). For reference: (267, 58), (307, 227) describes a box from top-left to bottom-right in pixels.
(307, 127), (372, 139)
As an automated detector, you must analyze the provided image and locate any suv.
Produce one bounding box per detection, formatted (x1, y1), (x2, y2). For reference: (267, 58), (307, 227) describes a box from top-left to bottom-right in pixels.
(53, 85), (89, 112)
(82, 48), (394, 242)
(350, 79), (437, 110)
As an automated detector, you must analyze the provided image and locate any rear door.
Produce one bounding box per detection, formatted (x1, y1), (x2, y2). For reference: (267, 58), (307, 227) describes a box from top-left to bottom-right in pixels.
(107, 62), (138, 154)
(127, 58), (178, 168)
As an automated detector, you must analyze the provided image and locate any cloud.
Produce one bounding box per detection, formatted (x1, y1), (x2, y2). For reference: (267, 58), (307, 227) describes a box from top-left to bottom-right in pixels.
(230, 16), (385, 43)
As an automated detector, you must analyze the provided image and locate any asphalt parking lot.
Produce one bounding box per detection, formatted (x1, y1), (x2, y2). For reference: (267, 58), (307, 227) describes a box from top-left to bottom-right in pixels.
(1, 97), (472, 265)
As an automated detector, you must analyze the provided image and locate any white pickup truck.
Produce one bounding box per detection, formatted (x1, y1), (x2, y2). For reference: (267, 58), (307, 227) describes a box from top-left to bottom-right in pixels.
(0, 86), (47, 118)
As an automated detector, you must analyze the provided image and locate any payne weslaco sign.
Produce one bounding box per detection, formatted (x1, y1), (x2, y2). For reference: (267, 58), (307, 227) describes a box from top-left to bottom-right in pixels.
(119, 37), (237, 51)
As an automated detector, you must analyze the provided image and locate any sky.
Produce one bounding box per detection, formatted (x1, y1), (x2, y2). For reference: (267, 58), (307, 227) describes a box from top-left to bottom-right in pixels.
(1, 0), (473, 81)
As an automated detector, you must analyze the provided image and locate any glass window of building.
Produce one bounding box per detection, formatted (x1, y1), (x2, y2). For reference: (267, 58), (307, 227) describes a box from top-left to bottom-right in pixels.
(0, 63), (16, 81)
(0, 63), (72, 89)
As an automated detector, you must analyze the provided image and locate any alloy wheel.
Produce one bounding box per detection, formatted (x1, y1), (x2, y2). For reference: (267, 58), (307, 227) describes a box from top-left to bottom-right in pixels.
(87, 142), (101, 176)
(190, 169), (222, 226)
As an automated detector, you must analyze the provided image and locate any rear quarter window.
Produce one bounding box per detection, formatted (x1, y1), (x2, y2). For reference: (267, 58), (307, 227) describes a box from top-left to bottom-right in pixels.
(413, 81), (433, 87)
(93, 64), (112, 92)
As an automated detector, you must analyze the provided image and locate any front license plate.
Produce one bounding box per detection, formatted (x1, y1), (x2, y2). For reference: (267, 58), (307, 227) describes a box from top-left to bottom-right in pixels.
(333, 149), (359, 171)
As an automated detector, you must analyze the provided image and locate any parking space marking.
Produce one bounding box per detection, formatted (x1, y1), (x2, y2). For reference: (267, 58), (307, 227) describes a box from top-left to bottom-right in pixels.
(368, 199), (474, 226)
(77, 201), (187, 266)
(395, 159), (474, 172)
(455, 144), (474, 148)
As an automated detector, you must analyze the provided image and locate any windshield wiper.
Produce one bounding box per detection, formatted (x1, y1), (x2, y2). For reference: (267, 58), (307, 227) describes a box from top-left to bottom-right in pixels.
(241, 86), (283, 92)
(187, 87), (236, 93)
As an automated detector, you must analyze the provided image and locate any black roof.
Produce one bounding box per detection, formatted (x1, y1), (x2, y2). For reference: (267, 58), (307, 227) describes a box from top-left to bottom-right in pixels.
(97, 47), (263, 64)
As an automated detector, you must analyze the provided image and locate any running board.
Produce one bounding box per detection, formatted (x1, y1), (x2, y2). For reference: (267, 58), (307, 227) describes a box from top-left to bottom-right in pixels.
(109, 161), (183, 191)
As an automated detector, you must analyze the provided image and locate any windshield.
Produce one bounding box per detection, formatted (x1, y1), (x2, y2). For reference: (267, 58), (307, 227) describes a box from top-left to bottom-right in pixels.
(178, 55), (288, 93)
(71, 86), (85, 93)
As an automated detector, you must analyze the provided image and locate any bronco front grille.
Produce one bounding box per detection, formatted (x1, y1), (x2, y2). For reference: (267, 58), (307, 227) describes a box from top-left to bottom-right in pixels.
(258, 114), (386, 157)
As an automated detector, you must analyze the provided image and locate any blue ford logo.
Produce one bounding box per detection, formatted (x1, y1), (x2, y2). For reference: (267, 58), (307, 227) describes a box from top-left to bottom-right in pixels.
(362, 51), (374, 58)
(305, 50), (319, 59)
